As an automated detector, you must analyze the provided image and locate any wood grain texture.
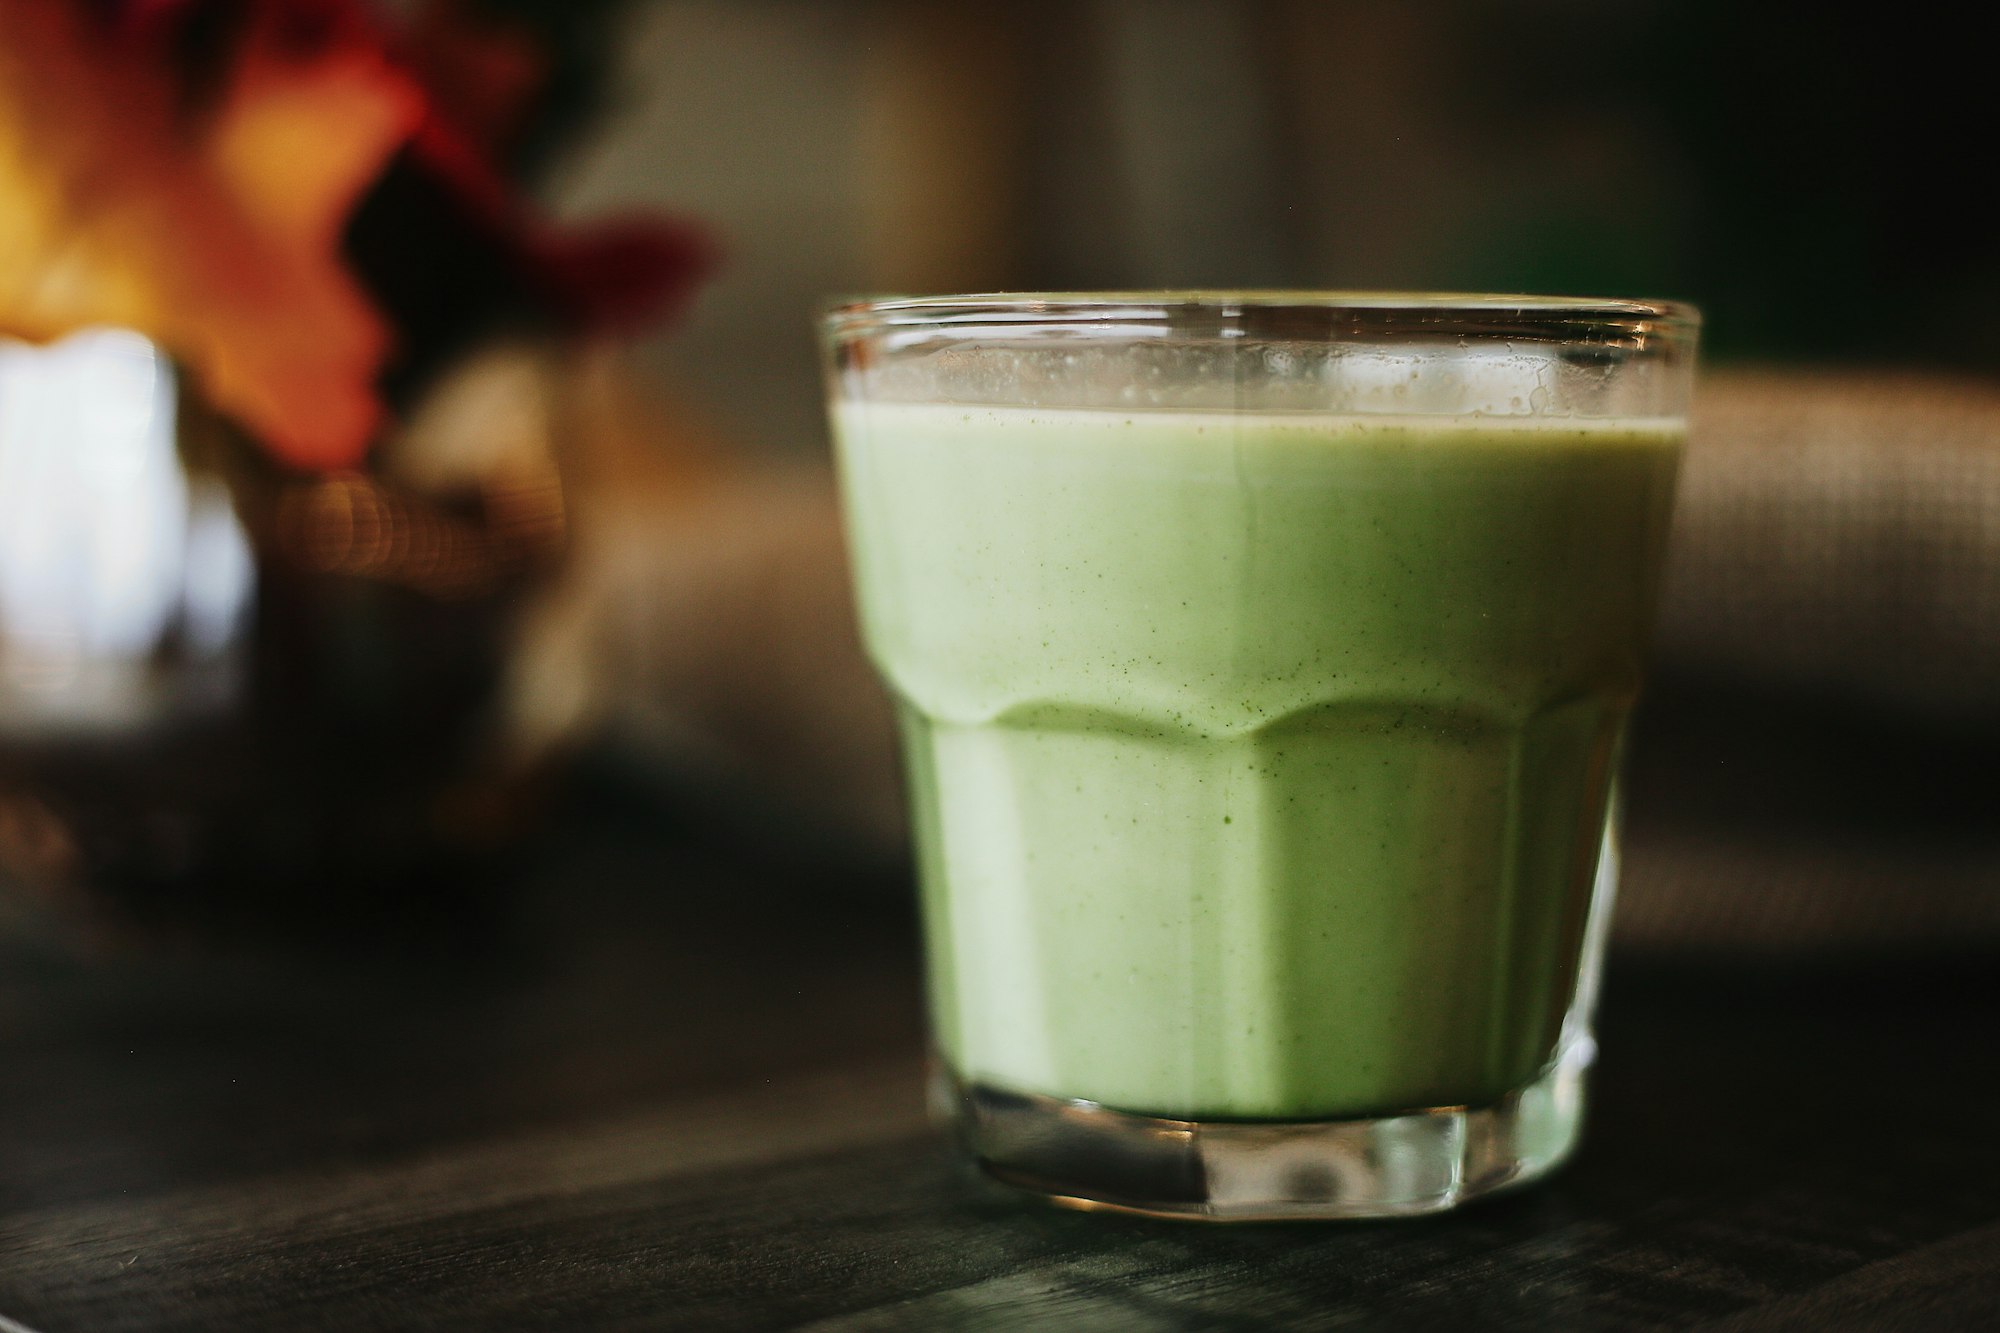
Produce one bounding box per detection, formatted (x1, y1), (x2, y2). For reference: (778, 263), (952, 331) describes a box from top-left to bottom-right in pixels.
(3, 829), (1997, 1331)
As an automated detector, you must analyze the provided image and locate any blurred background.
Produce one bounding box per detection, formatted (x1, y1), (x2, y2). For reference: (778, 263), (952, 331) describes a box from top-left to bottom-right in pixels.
(561, 0), (1997, 456)
(3, 0), (1996, 956)
(516, 0), (2000, 954)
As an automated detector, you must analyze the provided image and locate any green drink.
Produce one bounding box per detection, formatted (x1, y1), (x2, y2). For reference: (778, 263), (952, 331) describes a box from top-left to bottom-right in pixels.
(823, 295), (1699, 1219)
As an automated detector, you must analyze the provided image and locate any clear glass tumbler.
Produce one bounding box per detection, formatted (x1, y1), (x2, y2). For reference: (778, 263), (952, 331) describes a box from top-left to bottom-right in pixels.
(822, 293), (1699, 1220)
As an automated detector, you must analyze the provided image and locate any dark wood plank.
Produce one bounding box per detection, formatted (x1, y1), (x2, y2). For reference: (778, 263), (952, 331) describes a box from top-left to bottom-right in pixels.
(4, 831), (1998, 1331)
(1694, 1222), (2000, 1332)
(0, 836), (926, 1215)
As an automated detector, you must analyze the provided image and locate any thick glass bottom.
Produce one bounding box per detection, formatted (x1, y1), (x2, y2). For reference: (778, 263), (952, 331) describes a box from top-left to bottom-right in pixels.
(939, 1034), (1593, 1221)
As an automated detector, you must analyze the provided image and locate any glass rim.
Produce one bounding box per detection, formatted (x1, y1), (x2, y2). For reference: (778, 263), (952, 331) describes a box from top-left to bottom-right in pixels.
(821, 290), (1700, 347)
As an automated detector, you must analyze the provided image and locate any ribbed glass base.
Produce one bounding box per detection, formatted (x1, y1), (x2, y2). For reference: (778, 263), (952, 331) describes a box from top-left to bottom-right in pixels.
(939, 1036), (1592, 1221)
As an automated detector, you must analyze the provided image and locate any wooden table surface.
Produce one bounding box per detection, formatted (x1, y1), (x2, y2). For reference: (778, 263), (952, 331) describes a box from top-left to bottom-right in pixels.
(3, 817), (1997, 1331)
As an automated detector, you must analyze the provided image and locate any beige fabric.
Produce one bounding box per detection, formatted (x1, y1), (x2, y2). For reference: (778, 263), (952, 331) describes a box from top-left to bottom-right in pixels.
(1616, 368), (2000, 952)
(1660, 370), (2000, 719)
(1618, 826), (2000, 955)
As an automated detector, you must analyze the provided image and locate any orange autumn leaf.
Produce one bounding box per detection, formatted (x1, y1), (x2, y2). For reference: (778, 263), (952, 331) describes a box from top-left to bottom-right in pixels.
(0, 0), (422, 468)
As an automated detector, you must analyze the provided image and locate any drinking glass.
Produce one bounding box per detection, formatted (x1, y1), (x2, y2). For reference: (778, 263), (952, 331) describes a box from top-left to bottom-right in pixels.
(822, 293), (1699, 1219)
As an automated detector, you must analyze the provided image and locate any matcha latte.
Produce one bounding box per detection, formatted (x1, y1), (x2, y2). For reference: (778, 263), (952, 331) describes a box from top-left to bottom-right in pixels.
(823, 293), (1698, 1219)
(836, 403), (1681, 1120)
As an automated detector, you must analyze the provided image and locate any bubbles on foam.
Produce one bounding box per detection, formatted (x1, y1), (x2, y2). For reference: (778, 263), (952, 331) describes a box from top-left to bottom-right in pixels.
(1321, 346), (1563, 417)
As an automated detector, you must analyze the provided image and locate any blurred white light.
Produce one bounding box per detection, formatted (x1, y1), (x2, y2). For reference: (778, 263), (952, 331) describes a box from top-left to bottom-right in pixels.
(0, 329), (256, 726)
